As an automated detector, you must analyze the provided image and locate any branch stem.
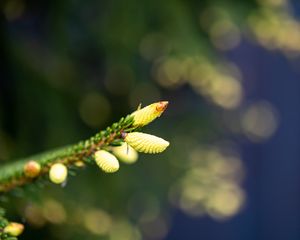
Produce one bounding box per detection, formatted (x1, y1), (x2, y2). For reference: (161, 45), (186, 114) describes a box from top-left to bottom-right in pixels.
(0, 115), (134, 193)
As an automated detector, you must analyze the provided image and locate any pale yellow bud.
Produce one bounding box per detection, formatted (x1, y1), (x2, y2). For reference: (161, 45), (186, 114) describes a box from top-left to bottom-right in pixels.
(112, 143), (138, 164)
(131, 101), (168, 127)
(94, 150), (120, 173)
(123, 132), (170, 154)
(49, 163), (68, 184)
(4, 222), (24, 237)
(74, 161), (85, 167)
(24, 160), (41, 178)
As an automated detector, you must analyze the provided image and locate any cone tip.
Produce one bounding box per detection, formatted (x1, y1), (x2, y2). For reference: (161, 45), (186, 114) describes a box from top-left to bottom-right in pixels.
(156, 101), (169, 112)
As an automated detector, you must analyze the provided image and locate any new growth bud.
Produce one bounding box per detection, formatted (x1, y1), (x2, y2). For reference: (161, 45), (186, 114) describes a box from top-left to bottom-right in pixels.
(24, 160), (41, 178)
(123, 132), (170, 154)
(131, 101), (168, 127)
(4, 222), (24, 237)
(94, 150), (120, 173)
(49, 163), (68, 184)
(112, 143), (138, 164)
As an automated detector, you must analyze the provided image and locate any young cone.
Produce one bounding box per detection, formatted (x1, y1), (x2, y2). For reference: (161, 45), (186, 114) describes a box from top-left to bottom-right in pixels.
(94, 150), (120, 173)
(112, 143), (138, 164)
(123, 132), (169, 154)
(49, 163), (68, 184)
(130, 101), (168, 127)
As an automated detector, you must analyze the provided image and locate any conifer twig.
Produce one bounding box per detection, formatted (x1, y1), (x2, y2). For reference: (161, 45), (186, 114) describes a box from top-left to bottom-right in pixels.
(0, 101), (169, 193)
(0, 101), (169, 240)
(0, 115), (135, 193)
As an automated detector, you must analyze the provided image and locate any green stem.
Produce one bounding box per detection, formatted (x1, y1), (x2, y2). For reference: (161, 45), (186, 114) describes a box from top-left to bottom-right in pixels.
(0, 115), (135, 193)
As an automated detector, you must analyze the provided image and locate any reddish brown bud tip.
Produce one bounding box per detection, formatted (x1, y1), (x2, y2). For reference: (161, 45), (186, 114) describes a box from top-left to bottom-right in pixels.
(156, 101), (169, 112)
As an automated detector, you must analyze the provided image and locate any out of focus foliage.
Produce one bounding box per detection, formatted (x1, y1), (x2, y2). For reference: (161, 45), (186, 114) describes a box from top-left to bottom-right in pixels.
(0, 0), (291, 239)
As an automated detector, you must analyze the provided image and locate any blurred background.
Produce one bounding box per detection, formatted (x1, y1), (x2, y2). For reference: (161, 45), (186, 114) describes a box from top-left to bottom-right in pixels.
(0, 0), (300, 239)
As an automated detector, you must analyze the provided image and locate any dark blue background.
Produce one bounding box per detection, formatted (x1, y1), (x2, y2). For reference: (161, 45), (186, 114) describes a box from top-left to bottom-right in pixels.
(167, 40), (300, 240)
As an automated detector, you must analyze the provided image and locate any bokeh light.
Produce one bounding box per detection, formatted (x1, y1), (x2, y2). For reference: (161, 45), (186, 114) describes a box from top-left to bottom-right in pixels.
(83, 209), (112, 236)
(43, 199), (67, 224)
(248, 1), (300, 56)
(169, 146), (245, 220)
(79, 92), (111, 128)
(241, 101), (279, 142)
(154, 56), (243, 109)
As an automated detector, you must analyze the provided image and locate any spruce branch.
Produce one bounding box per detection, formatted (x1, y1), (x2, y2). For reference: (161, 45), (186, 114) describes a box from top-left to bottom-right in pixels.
(0, 101), (169, 193)
(0, 114), (134, 193)
(0, 101), (169, 239)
